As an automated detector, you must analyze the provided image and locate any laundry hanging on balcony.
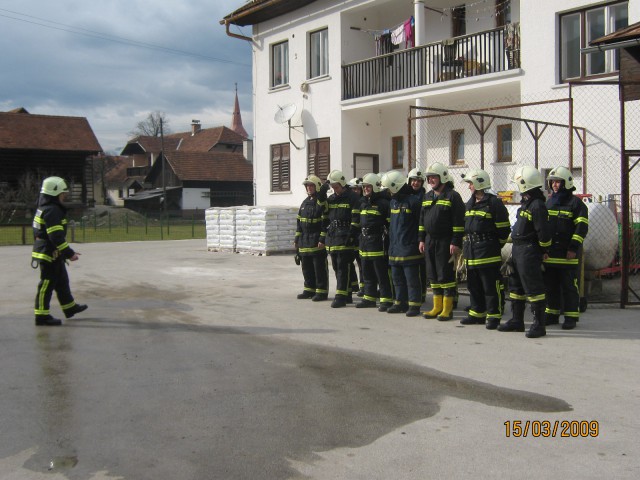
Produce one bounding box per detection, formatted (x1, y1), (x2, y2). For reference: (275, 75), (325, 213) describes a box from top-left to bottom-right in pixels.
(351, 15), (415, 55)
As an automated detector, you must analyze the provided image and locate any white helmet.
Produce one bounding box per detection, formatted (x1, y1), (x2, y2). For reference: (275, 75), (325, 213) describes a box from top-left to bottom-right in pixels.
(462, 168), (491, 190)
(327, 169), (347, 187)
(40, 176), (69, 196)
(512, 166), (543, 193)
(407, 167), (425, 184)
(348, 177), (363, 188)
(425, 162), (452, 184)
(380, 170), (406, 194)
(302, 175), (322, 190)
(547, 166), (574, 190)
(362, 173), (382, 193)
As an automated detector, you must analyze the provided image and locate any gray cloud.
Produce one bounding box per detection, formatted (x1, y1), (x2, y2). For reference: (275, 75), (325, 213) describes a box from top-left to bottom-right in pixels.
(0, 0), (252, 153)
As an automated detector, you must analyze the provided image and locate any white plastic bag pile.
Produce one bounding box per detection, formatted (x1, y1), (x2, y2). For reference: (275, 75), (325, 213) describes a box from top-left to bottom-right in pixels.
(205, 206), (297, 254)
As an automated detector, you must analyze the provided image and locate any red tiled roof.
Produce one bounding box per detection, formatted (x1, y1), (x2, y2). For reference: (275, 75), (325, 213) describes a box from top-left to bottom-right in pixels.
(123, 126), (244, 154)
(104, 157), (136, 184)
(0, 110), (102, 152)
(165, 151), (252, 182)
(221, 0), (318, 27)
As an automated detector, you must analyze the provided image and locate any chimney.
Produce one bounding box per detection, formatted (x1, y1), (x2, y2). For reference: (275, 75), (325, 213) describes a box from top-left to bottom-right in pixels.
(191, 119), (201, 136)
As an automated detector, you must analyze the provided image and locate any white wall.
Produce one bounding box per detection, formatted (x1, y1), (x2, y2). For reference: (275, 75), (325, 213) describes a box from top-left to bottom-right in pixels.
(182, 188), (210, 211)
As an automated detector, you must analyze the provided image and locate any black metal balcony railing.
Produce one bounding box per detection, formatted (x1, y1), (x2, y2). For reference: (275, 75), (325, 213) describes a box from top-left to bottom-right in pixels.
(342, 25), (520, 100)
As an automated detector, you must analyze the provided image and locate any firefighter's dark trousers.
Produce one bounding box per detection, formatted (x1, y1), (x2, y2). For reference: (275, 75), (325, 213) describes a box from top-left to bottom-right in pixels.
(391, 263), (422, 307)
(34, 259), (75, 318)
(300, 252), (329, 296)
(330, 249), (356, 297)
(425, 236), (456, 296)
(467, 266), (503, 321)
(543, 265), (580, 320)
(361, 254), (393, 304)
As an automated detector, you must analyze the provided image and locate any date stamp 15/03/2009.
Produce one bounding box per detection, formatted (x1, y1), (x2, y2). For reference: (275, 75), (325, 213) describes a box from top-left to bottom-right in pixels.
(504, 420), (599, 438)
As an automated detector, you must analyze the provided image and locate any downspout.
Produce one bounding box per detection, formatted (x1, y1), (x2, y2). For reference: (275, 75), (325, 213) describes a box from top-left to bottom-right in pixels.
(224, 21), (253, 43)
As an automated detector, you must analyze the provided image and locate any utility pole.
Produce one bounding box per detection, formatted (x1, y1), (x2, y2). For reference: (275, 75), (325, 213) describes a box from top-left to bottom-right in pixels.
(160, 118), (166, 215)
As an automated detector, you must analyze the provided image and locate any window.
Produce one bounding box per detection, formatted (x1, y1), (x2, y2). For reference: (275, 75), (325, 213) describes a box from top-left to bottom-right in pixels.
(452, 5), (466, 37)
(497, 124), (512, 162)
(496, 0), (511, 27)
(308, 137), (330, 180)
(392, 136), (404, 169)
(450, 130), (465, 165)
(271, 143), (290, 192)
(560, 2), (628, 82)
(309, 28), (328, 79)
(271, 41), (289, 88)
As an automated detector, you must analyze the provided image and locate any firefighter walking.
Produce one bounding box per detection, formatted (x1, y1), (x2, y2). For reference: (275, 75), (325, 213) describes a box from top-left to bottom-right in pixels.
(32, 176), (87, 326)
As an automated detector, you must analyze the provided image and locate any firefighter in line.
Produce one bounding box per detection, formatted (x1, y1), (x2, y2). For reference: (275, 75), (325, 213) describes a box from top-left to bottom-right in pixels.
(382, 170), (423, 316)
(294, 175), (329, 302)
(498, 166), (551, 338)
(407, 168), (428, 303)
(460, 169), (511, 329)
(419, 163), (465, 321)
(543, 166), (589, 330)
(348, 177), (365, 297)
(356, 173), (393, 311)
(319, 170), (361, 308)
(32, 176), (88, 326)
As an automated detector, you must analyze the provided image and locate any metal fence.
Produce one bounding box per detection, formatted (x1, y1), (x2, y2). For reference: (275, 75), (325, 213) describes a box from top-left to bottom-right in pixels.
(409, 84), (640, 306)
(0, 209), (206, 246)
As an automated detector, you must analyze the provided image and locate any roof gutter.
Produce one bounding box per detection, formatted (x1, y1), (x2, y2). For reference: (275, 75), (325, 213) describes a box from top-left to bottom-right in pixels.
(223, 20), (253, 43)
(581, 38), (640, 54)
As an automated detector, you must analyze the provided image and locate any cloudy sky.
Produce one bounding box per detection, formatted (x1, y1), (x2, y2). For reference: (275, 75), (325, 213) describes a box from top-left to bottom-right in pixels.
(0, 0), (252, 154)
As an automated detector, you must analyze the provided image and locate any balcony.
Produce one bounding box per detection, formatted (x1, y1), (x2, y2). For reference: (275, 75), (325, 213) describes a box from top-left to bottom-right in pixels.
(342, 24), (520, 100)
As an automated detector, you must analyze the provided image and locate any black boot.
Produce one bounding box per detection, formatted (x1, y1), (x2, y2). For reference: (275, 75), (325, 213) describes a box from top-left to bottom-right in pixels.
(486, 318), (500, 330)
(63, 304), (88, 319)
(331, 296), (347, 308)
(405, 306), (421, 317)
(312, 294), (328, 302)
(387, 303), (408, 314)
(545, 313), (559, 325)
(562, 317), (577, 330)
(297, 291), (314, 300)
(497, 301), (525, 332)
(378, 302), (392, 312)
(355, 299), (377, 309)
(526, 302), (547, 338)
(35, 315), (62, 326)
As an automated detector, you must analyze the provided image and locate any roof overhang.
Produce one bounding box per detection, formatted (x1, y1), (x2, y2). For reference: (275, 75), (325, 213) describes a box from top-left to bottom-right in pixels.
(220, 0), (318, 27)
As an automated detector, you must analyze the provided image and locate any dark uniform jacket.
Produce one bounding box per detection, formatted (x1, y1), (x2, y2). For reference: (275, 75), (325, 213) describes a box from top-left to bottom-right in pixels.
(295, 194), (327, 256)
(358, 191), (390, 257)
(544, 191), (589, 267)
(32, 194), (75, 264)
(418, 184), (465, 247)
(388, 184), (422, 265)
(512, 190), (552, 251)
(322, 189), (361, 252)
(463, 193), (511, 268)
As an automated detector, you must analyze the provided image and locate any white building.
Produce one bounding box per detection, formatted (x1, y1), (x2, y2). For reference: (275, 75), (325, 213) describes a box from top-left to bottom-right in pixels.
(222, 0), (639, 207)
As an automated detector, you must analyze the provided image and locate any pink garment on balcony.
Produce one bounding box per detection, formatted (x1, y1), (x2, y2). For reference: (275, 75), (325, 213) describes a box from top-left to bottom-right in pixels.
(404, 17), (414, 48)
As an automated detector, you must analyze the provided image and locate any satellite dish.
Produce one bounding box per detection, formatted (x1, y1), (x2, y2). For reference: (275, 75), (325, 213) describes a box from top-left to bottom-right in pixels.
(274, 104), (297, 124)
(273, 104), (304, 150)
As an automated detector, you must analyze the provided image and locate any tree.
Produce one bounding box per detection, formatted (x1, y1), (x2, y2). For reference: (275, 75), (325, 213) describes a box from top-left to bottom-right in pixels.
(129, 111), (170, 138)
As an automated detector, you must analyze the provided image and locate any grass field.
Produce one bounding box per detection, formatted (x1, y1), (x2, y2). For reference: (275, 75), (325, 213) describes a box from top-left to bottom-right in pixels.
(0, 223), (206, 246)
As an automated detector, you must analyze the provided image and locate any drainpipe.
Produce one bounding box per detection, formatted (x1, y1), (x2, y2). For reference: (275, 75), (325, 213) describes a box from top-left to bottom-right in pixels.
(414, 0), (427, 172)
(224, 21), (253, 42)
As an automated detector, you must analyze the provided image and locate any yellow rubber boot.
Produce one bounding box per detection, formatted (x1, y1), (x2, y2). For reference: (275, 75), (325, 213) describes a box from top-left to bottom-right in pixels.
(423, 295), (443, 319)
(437, 296), (454, 321)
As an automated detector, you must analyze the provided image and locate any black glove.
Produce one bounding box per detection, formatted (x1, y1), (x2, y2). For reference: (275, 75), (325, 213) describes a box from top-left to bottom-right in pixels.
(294, 253), (301, 266)
(320, 181), (330, 194)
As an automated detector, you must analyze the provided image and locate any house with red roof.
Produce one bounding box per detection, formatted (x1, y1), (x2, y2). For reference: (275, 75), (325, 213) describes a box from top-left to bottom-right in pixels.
(0, 108), (103, 208)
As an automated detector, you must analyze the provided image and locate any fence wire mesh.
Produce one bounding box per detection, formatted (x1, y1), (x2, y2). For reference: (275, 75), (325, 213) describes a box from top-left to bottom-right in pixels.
(409, 84), (640, 306)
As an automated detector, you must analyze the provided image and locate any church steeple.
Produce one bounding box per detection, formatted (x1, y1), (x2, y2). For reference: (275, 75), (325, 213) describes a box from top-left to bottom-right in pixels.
(231, 83), (249, 139)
